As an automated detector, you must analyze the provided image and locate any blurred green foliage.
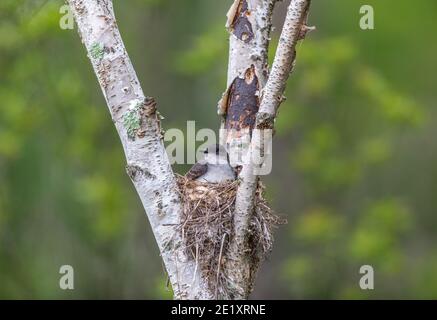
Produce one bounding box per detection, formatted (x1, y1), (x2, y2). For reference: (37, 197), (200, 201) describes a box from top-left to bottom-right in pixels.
(1, 0), (437, 299)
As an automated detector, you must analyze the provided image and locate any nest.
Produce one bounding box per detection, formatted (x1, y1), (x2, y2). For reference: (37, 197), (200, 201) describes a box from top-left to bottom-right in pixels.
(176, 175), (285, 298)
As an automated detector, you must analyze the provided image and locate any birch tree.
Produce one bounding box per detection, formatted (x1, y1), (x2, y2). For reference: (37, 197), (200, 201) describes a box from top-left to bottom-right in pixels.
(67, 0), (312, 299)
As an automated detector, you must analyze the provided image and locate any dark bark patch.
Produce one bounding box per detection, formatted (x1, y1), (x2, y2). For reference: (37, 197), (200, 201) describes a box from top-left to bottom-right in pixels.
(126, 164), (156, 182)
(142, 96), (157, 117)
(225, 66), (259, 133)
(73, 1), (86, 15)
(230, 0), (254, 43)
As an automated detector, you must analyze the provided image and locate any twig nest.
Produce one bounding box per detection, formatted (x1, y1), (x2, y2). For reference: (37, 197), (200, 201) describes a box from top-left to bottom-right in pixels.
(176, 174), (285, 298)
(187, 184), (218, 201)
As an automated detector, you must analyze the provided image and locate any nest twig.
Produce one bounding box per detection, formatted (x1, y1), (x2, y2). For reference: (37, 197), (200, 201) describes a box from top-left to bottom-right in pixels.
(176, 174), (285, 298)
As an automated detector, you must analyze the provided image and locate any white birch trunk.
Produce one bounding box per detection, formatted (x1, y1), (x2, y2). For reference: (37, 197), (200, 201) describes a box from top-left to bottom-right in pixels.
(67, 0), (213, 300)
(219, 0), (278, 299)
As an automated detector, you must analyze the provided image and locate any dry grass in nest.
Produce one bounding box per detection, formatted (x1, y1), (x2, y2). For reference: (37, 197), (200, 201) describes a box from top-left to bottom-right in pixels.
(176, 174), (285, 298)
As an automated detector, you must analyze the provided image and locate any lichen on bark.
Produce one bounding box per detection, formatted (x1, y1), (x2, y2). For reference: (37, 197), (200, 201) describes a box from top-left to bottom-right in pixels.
(90, 42), (104, 61)
(123, 100), (142, 140)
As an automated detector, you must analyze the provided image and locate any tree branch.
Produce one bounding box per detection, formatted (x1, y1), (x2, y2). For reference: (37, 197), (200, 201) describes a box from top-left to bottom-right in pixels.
(227, 0), (313, 299)
(67, 0), (213, 299)
(219, 0), (277, 150)
(258, 0), (313, 118)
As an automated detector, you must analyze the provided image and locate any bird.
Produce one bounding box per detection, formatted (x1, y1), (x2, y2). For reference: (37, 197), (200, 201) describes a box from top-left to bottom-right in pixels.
(186, 144), (236, 183)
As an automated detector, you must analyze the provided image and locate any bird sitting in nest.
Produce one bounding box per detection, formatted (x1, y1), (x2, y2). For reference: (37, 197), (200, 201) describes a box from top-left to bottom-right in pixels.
(186, 144), (236, 183)
(179, 145), (280, 292)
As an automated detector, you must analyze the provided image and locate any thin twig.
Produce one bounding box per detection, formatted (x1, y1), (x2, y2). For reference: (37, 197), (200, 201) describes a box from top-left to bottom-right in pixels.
(216, 233), (228, 299)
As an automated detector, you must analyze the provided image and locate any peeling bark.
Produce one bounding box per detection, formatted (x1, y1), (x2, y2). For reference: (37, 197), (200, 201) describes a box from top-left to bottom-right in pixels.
(219, 0), (277, 163)
(225, 65), (259, 135)
(67, 0), (213, 300)
(228, 0), (254, 43)
(224, 0), (276, 87)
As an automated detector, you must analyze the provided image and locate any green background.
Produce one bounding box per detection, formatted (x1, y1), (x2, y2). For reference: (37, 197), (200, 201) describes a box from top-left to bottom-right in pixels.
(1, 0), (436, 299)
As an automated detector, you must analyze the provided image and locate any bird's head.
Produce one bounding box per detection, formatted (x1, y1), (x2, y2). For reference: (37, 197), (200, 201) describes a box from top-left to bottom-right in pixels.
(202, 144), (229, 165)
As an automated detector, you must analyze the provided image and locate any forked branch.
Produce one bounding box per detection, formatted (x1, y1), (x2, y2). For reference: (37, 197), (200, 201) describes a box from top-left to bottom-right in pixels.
(68, 0), (312, 300)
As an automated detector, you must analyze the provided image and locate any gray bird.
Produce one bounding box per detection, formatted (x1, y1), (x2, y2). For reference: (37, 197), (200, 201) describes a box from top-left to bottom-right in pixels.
(186, 144), (236, 183)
